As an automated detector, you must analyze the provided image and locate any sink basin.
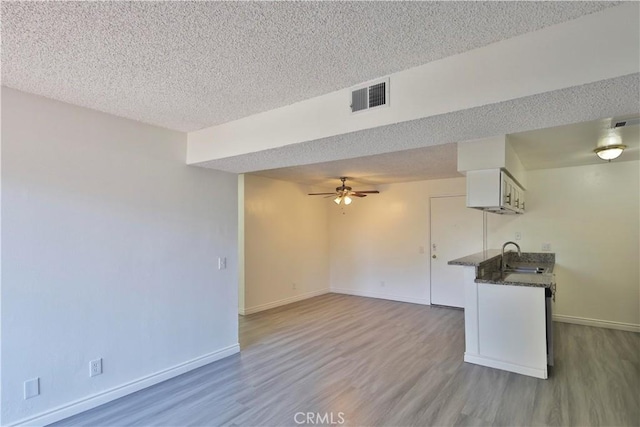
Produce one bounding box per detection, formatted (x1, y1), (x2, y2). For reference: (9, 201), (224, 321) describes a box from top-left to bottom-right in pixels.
(504, 264), (550, 274)
(505, 267), (546, 274)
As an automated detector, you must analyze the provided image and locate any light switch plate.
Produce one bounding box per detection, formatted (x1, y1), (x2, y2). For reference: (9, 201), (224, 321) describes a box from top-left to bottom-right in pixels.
(24, 378), (40, 399)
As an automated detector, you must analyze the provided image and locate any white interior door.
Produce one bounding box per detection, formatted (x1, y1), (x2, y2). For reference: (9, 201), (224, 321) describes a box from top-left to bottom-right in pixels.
(430, 196), (483, 308)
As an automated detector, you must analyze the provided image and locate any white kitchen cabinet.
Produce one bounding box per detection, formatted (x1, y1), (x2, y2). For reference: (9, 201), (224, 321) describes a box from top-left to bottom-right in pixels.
(467, 169), (525, 214)
(461, 267), (548, 379)
(451, 251), (555, 379)
(475, 283), (547, 376)
(519, 186), (526, 212)
(503, 172), (525, 212)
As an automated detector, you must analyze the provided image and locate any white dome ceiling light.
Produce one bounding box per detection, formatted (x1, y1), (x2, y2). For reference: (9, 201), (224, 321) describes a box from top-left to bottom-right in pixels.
(594, 123), (630, 162)
(594, 144), (627, 161)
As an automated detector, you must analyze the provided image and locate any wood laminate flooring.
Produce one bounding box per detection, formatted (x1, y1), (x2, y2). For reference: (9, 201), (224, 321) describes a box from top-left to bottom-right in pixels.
(52, 294), (639, 427)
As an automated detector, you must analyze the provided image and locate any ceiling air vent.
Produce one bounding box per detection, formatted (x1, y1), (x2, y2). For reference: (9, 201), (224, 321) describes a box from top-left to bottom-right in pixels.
(611, 116), (640, 128)
(350, 79), (389, 113)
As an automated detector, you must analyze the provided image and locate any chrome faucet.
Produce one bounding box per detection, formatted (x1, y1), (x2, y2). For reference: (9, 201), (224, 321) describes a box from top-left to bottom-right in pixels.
(502, 241), (521, 273)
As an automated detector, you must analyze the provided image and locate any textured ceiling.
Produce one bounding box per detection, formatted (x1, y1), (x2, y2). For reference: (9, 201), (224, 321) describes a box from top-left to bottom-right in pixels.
(1, 1), (620, 132)
(253, 143), (461, 188)
(509, 117), (640, 170)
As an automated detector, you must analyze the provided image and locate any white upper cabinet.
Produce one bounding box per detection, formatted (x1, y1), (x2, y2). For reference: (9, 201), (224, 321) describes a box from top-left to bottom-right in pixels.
(458, 135), (527, 215)
(467, 169), (525, 214)
(501, 171), (525, 213)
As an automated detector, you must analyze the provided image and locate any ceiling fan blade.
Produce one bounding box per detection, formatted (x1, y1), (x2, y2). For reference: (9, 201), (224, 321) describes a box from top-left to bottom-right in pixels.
(310, 179), (379, 202)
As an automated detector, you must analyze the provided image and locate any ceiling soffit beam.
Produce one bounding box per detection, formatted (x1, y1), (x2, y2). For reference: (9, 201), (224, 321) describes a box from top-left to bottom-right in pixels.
(188, 3), (639, 168)
(196, 74), (639, 174)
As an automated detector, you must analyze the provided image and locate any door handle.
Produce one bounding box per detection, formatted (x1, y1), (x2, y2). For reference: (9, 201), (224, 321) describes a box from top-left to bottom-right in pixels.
(432, 255), (437, 259)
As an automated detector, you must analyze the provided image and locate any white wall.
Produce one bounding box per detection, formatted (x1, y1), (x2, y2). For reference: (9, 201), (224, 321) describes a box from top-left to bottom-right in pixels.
(329, 178), (466, 304)
(487, 161), (640, 329)
(188, 3), (639, 163)
(328, 165), (640, 331)
(242, 175), (330, 314)
(1, 88), (239, 426)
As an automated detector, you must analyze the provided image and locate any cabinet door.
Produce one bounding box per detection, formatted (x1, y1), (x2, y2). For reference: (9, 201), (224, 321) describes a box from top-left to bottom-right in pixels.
(502, 175), (511, 207)
(514, 184), (525, 212)
(477, 283), (547, 375)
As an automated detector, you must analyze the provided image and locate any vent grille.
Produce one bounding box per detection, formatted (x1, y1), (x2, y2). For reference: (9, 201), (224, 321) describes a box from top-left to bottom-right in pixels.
(350, 79), (388, 113)
(351, 88), (368, 112)
(611, 117), (640, 128)
(368, 82), (386, 108)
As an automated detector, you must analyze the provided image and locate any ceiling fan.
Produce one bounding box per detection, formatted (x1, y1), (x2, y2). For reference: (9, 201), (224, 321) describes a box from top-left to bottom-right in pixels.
(308, 177), (380, 205)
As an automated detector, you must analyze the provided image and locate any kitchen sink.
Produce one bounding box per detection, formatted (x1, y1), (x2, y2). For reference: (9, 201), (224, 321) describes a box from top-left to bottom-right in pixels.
(504, 264), (550, 274)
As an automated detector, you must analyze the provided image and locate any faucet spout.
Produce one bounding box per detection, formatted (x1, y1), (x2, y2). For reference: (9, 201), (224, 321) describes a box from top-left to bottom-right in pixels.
(501, 241), (521, 273)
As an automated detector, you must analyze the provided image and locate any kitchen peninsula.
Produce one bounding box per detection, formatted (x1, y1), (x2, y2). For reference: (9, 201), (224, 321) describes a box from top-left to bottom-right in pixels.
(449, 249), (556, 379)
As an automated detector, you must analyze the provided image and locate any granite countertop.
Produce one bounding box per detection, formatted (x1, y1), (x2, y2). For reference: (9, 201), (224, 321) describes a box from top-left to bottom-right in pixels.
(449, 250), (556, 288)
(447, 250), (503, 266)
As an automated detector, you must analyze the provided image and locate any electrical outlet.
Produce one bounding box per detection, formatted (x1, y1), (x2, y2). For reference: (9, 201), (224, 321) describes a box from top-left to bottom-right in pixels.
(419, 246), (425, 254)
(24, 378), (40, 399)
(380, 281), (385, 287)
(542, 242), (551, 251)
(515, 232), (522, 241)
(90, 358), (102, 377)
(292, 283), (297, 290)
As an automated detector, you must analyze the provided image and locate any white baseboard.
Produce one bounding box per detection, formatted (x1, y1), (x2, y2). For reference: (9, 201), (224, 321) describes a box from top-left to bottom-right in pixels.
(464, 353), (547, 379)
(553, 314), (640, 333)
(11, 344), (240, 427)
(330, 287), (429, 306)
(242, 289), (330, 315)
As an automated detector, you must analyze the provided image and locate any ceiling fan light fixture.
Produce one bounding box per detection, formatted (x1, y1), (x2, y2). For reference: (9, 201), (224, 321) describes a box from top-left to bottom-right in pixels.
(309, 178), (379, 205)
(594, 144), (627, 161)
